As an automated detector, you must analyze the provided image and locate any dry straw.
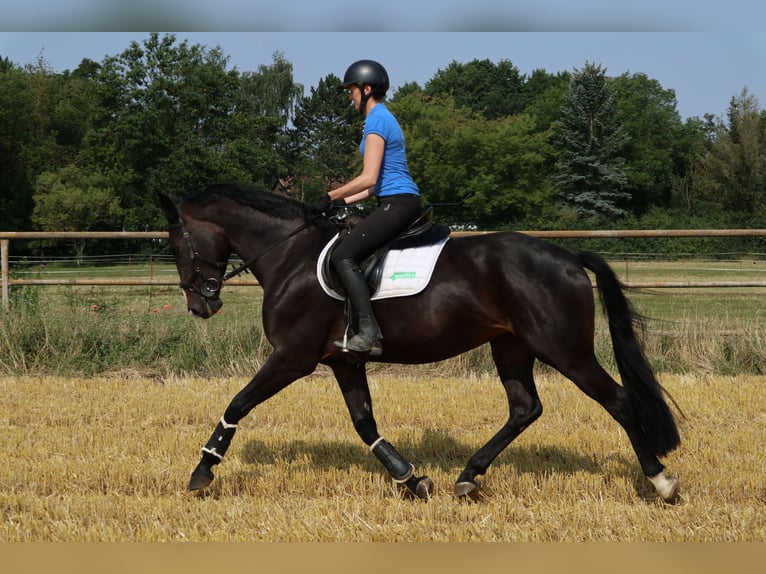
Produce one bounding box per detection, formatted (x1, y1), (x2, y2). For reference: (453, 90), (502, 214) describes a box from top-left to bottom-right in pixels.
(1, 372), (764, 541)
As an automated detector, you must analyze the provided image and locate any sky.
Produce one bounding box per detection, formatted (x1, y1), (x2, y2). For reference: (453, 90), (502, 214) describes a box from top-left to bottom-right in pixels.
(1, 2), (765, 121)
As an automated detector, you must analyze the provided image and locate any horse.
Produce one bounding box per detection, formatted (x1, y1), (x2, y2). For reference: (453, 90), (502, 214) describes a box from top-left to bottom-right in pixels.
(159, 182), (681, 503)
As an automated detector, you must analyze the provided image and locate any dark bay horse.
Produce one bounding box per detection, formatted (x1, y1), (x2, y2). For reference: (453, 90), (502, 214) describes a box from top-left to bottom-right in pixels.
(159, 183), (681, 503)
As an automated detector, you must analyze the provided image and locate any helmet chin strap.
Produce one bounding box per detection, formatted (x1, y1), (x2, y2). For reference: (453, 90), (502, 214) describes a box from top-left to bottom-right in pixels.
(358, 84), (371, 114)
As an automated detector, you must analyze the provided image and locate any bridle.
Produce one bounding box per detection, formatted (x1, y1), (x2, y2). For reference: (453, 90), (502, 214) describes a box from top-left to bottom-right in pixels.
(169, 218), (227, 300)
(169, 214), (312, 300)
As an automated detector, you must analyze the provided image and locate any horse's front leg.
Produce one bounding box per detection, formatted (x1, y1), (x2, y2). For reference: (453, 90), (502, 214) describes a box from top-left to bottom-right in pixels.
(331, 361), (434, 500)
(188, 351), (314, 492)
(455, 340), (541, 500)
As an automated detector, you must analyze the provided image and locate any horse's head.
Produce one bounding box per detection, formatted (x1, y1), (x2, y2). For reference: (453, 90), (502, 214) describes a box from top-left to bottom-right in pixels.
(159, 193), (228, 318)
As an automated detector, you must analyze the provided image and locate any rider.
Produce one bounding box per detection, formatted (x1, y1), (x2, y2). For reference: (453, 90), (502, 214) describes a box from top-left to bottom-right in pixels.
(312, 59), (422, 356)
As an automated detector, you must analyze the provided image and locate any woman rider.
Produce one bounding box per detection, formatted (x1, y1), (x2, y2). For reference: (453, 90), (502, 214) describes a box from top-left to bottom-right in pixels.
(312, 59), (422, 356)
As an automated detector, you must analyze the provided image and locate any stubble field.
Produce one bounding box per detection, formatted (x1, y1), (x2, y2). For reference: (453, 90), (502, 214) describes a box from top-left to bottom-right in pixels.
(1, 370), (764, 542)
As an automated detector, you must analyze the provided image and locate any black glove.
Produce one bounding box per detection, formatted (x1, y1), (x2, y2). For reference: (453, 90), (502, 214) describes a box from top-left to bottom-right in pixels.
(327, 198), (346, 216)
(311, 194), (345, 216)
(311, 194), (332, 215)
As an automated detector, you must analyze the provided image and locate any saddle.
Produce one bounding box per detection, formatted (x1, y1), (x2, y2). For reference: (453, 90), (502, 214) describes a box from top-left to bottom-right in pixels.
(320, 206), (451, 298)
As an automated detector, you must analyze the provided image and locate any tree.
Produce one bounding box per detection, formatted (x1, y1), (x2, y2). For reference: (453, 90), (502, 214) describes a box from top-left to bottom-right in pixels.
(461, 113), (557, 229)
(521, 69), (570, 131)
(553, 62), (630, 221)
(286, 74), (359, 199)
(424, 58), (525, 120)
(0, 58), (35, 231)
(392, 91), (555, 229)
(666, 116), (710, 217)
(1, 54), (93, 235)
(83, 33), (299, 231)
(698, 87), (766, 219)
(238, 51), (303, 123)
(83, 33), (231, 228)
(32, 165), (123, 261)
(233, 50), (304, 184)
(611, 72), (685, 213)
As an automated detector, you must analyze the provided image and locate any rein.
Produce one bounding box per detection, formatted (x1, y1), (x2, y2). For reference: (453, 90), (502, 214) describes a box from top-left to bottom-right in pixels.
(222, 221), (310, 281)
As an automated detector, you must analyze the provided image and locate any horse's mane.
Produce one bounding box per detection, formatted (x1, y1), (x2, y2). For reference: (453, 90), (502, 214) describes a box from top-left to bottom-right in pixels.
(185, 182), (311, 222)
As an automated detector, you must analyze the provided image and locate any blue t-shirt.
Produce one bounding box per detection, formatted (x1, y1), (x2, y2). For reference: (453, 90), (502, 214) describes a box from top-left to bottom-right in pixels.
(360, 104), (420, 197)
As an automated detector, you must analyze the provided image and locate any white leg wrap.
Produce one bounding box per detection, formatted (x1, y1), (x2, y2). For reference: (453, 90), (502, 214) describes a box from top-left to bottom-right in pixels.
(220, 416), (238, 429)
(201, 446), (224, 460)
(369, 437), (386, 452)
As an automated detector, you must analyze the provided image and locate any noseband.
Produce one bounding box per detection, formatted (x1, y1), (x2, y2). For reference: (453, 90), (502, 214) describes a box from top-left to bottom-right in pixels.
(169, 218), (228, 300)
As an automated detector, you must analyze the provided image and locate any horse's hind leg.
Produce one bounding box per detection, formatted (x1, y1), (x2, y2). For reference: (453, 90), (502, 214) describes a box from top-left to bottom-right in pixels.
(557, 356), (679, 503)
(455, 335), (541, 500)
(331, 360), (434, 500)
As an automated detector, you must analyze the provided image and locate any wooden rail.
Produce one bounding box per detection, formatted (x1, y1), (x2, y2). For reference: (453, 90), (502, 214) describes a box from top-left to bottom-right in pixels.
(3, 229), (766, 312)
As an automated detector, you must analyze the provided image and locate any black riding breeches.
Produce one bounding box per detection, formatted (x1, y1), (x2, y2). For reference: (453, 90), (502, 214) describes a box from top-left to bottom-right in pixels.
(331, 194), (422, 265)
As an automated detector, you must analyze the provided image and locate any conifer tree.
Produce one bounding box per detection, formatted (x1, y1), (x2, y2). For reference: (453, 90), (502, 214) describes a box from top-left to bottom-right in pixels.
(554, 62), (630, 220)
(286, 74), (359, 199)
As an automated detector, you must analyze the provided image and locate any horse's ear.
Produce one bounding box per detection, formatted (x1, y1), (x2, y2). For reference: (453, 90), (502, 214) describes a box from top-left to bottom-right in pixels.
(158, 193), (181, 225)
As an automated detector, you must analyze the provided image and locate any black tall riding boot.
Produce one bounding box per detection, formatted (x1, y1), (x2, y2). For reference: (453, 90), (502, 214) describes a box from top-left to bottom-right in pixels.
(333, 258), (383, 355)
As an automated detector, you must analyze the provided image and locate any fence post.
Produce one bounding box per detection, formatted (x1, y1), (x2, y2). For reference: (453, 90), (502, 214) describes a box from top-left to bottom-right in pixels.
(1, 239), (9, 312)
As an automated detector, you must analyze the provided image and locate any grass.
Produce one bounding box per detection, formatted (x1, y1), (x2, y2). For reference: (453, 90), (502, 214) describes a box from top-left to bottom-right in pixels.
(0, 372), (763, 541)
(2, 258), (765, 377)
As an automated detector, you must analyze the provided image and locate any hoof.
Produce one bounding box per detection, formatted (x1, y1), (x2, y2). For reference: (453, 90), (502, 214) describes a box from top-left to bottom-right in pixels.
(414, 476), (434, 499)
(188, 466), (214, 493)
(659, 479), (681, 504)
(648, 471), (681, 504)
(454, 480), (481, 500)
(400, 476), (434, 500)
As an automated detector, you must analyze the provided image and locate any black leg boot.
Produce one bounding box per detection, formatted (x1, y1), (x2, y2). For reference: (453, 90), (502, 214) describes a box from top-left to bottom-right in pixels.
(333, 258), (383, 355)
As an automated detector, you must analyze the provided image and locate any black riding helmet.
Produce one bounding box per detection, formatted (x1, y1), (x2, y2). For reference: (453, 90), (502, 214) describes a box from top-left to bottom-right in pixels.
(338, 59), (389, 113)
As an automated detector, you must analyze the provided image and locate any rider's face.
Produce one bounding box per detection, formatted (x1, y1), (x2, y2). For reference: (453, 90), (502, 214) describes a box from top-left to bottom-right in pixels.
(347, 85), (361, 110)
(348, 84), (369, 111)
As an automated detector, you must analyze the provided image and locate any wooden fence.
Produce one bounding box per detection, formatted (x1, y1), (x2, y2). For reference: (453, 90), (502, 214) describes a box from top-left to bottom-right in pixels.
(3, 229), (766, 312)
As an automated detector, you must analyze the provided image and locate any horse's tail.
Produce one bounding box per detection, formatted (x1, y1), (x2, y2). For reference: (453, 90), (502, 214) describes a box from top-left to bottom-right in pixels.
(576, 250), (680, 456)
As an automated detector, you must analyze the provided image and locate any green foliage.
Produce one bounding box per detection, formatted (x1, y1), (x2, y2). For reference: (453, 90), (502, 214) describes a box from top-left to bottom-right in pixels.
(392, 93), (556, 228)
(0, 286), (267, 377)
(553, 62), (630, 221)
(287, 73), (360, 199)
(698, 88), (766, 218)
(239, 50), (304, 122)
(79, 33), (299, 231)
(2, 40), (766, 243)
(32, 166), (123, 260)
(33, 166), (123, 231)
(611, 72), (686, 213)
(424, 58), (525, 119)
(521, 69), (571, 130)
(0, 59), (35, 231)
(547, 206), (766, 256)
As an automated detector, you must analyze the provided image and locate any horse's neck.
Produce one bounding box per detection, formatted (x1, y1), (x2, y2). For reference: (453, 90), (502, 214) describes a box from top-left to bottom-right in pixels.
(229, 217), (331, 280)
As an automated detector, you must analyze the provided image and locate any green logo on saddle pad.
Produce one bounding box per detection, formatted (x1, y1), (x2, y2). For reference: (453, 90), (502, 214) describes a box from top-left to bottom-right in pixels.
(390, 271), (417, 281)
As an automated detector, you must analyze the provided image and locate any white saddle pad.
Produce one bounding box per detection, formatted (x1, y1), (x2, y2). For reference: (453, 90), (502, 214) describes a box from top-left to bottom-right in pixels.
(316, 234), (450, 301)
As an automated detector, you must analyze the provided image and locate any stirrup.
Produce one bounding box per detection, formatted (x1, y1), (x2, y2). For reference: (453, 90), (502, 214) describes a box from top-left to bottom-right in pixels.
(336, 301), (382, 356)
(333, 334), (382, 356)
